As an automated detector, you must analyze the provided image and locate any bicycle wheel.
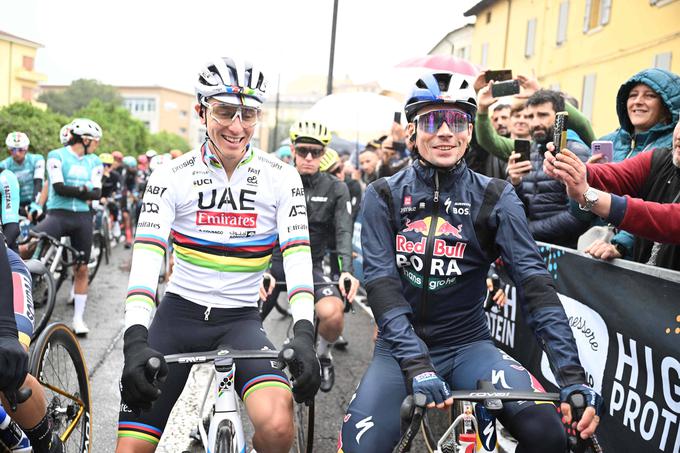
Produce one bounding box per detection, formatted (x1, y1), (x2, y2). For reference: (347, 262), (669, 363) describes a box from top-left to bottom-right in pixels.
(292, 401), (312, 453)
(30, 269), (56, 340)
(29, 323), (92, 453)
(214, 419), (235, 453)
(87, 233), (104, 284)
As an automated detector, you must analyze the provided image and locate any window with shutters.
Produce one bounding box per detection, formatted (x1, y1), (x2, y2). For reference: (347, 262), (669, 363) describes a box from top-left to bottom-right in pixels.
(654, 52), (672, 71)
(581, 74), (597, 121)
(525, 18), (537, 58)
(583, 0), (612, 33)
(22, 86), (33, 101)
(556, 1), (569, 45)
(22, 56), (34, 71)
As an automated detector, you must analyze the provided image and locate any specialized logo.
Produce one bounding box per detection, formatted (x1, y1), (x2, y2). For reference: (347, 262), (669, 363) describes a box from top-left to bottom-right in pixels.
(402, 216), (463, 239)
(196, 211), (257, 228)
(355, 416), (374, 444)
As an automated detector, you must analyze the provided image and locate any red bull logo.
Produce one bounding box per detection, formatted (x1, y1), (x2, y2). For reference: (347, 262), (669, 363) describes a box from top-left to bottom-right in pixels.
(396, 235), (467, 259)
(402, 217), (463, 239)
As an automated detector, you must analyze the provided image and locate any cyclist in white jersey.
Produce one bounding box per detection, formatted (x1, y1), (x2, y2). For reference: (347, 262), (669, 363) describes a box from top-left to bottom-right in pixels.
(117, 56), (320, 453)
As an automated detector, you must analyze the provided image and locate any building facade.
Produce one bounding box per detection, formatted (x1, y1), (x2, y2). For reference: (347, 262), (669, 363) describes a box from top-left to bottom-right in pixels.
(464, 0), (680, 134)
(429, 23), (475, 61)
(0, 30), (47, 107)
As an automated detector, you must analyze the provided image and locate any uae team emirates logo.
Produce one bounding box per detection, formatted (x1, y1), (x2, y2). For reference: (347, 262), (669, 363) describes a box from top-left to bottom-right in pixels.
(196, 211), (257, 228)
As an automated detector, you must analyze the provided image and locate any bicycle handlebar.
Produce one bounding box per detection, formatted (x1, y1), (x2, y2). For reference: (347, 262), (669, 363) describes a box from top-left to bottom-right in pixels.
(27, 230), (85, 265)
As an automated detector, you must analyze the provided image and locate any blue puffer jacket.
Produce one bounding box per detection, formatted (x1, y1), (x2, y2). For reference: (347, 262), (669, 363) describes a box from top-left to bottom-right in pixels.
(601, 68), (680, 160)
(515, 131), (591, 248)
(600, 68), (680, 254)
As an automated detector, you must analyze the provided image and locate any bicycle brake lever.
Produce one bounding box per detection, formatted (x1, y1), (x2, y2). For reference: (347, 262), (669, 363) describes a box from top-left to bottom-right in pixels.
(567, 393), (603, 453)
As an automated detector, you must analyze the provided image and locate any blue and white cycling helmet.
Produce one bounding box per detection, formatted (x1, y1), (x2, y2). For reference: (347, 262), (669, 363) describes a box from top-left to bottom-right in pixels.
(195, 57), (267, 108)
(404, 71), (477, 122)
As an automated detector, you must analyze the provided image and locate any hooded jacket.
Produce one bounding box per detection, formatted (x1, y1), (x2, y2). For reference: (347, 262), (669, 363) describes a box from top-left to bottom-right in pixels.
(601, 68), (680, 161)
(600, 68), (680, 254)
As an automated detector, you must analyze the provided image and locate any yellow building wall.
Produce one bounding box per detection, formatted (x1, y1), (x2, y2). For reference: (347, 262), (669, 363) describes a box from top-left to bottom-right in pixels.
(469, 0), (680, 136)
(0, 39), (46, 107)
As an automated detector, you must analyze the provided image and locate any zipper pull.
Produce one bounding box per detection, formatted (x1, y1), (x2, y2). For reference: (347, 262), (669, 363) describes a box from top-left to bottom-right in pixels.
(434, 190), (439, 203)
(204, 306), (211, 321)
(433, 171), (440, 203)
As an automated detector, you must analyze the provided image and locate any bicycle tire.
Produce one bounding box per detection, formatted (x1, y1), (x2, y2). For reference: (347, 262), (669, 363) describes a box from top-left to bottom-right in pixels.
(291, 401), (308, 453)
(31, 270), (56, 341)
(214, 419), (235, 453)
(87, 233), (105, 284)
(29, 323), (92, 453)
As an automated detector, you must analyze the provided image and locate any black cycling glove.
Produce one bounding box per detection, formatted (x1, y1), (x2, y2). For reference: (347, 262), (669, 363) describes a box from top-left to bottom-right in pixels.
(120, 325), (168, 412)
(279, 320), (321, 404)
(0, 335), (28, 393)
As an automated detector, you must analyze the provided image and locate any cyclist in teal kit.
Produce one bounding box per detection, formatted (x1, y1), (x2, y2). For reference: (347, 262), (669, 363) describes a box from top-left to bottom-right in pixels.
(1, 132), (45, 221)
(33, 118), (104, 335)
(0, 167), (21, 251)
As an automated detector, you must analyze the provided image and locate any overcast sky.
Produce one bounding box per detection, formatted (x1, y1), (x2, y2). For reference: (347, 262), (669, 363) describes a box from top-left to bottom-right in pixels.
(1, 0), (477, 94)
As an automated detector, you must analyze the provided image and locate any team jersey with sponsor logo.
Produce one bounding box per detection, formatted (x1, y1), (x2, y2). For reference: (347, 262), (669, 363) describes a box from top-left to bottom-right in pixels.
(0, 153), (44, 205)
(46, 147), (103, 212)
(124, 144), (315, 329)
(0, 168), (20, 225)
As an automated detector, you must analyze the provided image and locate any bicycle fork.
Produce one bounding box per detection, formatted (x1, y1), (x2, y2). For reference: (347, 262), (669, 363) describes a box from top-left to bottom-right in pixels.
(207, 357), (245, 450)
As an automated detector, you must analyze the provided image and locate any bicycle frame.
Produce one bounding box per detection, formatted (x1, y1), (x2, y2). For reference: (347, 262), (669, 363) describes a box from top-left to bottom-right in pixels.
(165, 348), (282, 452)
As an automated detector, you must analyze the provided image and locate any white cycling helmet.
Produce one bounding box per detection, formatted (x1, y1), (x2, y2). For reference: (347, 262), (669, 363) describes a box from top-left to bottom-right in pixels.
(5, 132), (30, 149)
(148, 153), (165, 172)
(145, 149), (158, 158)
(195, 57), (267, 108)
(70, 118), (103, 140)
(59, 124), (72, 146)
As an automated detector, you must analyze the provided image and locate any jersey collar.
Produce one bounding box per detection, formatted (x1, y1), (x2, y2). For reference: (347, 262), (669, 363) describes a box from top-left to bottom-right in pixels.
(200, 141), (253, 173)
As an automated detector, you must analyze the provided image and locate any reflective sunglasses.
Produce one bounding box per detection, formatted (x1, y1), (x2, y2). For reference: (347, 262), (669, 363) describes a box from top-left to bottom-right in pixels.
(296, 146), (325, 159)
(203, 101), (261, 127)
(9, 147), (27, 153)
(415, 109), (471, 134)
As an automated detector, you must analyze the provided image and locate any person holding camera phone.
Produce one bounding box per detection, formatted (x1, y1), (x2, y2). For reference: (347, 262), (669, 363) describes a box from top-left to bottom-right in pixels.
(504, 90), (592, 248)
(580, 68), (680, 261)
(543, 117), (680, 270)
(472, 72), (595, 162)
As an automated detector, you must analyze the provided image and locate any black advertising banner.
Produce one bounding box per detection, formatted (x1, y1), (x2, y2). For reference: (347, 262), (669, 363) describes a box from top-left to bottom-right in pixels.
(489, 245), (680, 452)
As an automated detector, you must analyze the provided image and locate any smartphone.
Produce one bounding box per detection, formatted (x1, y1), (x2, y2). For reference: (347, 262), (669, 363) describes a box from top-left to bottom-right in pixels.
(393, 111), (402, 124)
(491, 80), (520, 98)
(485, 69), (513, 83)
(514, 139), (531, 162)
(552, 111), (569, 153)
(591, 140), (614, 163)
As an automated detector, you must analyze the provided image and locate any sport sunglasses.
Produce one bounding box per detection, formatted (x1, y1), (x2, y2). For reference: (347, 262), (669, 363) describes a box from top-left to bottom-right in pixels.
(415, 109), (472, 134)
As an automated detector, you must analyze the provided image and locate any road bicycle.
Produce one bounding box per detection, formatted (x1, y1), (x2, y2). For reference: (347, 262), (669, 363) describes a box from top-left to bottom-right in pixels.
(394, 381), (603, 453)
(21, 231), (84, 340)
(0, 322), (92, 452)
(151, 347), (312, 453)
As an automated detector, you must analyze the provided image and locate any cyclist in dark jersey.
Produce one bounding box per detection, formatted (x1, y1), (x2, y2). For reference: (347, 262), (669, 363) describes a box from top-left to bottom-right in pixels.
(262, 121), (359, 392)
(0, 231), (64, 452)
(99, 153), (124, 240)
(338, 72), (602, 453)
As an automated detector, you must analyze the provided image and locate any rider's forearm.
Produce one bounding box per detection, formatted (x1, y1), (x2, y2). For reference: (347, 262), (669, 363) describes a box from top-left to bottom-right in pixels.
(52, 182), (85, 198)
(77, 187), (101, 201)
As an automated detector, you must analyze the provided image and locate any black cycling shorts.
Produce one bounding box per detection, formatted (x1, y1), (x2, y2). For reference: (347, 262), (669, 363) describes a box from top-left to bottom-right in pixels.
(34, 210), (93, 263)
(117, 293), (290, 446)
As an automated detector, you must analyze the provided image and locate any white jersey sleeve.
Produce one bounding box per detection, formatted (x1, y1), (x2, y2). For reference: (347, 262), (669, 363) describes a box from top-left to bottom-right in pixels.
(124, 164), (176, 328)
(46, 152), (64, 184)
(276, 163), (315, 325)
(33, 155), (45, 180)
